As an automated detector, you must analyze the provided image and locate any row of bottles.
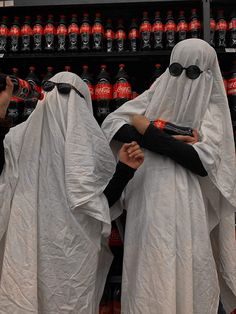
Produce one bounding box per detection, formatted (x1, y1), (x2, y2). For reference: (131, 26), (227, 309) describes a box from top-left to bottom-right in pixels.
(3, 63), (163, 125)
(210, 9), (236, 48)
(0, 9), (203, 53)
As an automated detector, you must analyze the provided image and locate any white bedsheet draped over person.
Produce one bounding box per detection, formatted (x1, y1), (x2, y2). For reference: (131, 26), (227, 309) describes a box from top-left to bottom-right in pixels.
(102, 39), (236, 314)
(0, 72), (116, 314)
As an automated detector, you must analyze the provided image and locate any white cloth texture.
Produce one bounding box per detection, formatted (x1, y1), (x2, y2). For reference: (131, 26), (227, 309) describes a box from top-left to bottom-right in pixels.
(0, 72), (116, 313)
(102, 38), (236, 314)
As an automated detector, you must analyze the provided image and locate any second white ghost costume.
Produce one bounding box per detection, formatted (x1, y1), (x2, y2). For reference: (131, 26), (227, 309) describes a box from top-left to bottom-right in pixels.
(102, 39), (236, 314)
(0, 72), (117, 313)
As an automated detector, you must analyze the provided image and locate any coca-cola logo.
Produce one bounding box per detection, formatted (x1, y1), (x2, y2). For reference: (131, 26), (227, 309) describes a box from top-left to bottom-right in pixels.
(129, 29), (139, 39)
(152, 23), (164, 32)
(140, 22), (152, 32)
(189, 20), (201, 30)
(92, 24), (104, 34)
(105, 29), (114, 39)
(227, 78), (236, 95)
(57, 25), (67, 35)
(68, 24), (79, 34)
(80, 24), (91, 34)
(216, 21), (227, 31)
(0, 26), (8, 36)
(177, 22), (188, 32)
(44, 24), (55, 34)
(95, 83), (112, 100)
(9, 26), (20, 36)
(165, 22), (176, 32)
(113, 82), (132, 99)
(115, 30), (126, 40)
(21, 25), (32, 35)
(33, 25), (43, 35)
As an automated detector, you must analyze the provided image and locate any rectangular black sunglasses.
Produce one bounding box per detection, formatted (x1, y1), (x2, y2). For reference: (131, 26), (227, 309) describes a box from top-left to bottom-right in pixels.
(42, 81), (85, 99)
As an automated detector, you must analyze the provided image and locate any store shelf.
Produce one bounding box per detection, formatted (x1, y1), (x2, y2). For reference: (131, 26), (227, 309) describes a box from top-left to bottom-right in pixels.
(0, 50), (172, 62)
(12, 0), (200, 7)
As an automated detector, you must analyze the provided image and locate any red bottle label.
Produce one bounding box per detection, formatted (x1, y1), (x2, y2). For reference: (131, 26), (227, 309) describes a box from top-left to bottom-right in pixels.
(152, 22), (164, 32)
(33, 24), (43, 35)
(140, 21), (152, 32)
(177, 21), (188, 32)
(115, 30), (126, 40)
(113, 82), (132, 100)
(229, 20), (236, 30)
(95, 83), (112, 100)
(105, 29), (114, 39)
(57, 25), (67, 35)
(165, 21), (176, 32)
(210, 20), (216, 30)
(189, 20), (201, 30)
(9, 26), (20, 36)
(80, 24), (91, 34)
(109, 227), (122, 246)
(44, 24), (55, 35)
(68, 23), (79, 34)
(128, 28), (139, 39)
(0, 25), (8, 36)
(92, 23), (104, 34)
(216, 21), (227, 31)
(227, 78), (236, 95)
(21, 24), (32, 35)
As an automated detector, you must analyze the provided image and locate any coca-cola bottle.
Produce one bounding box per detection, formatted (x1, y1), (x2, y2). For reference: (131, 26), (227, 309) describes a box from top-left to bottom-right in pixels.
(7, 67), (21, 124)
(56, 15), (67, 52)
(21, 16), (32, 52)
(189, 8), (201, 39)
(32, 15), (43, 52)
(99, 284), (113, 314)
(113, 283), (121, 314)
(152, 11), (164, 50)
(95, 64), (112, 124)
(229, 11), (236, 48)
(128, 18), (139, 52)
(113, 64), (132, 110)
(9, 16), (21, 53)
(22, 66), (41, 121)
(165, 10), (176, 49)
(150, 63), (162, 85)
(44, 14), (55, 52)
(0, 71), (42, 100)
(115, 19), (126, 52)
(140, 11), (152, 51)
(104, 19), (114, 53)
(210, 11), (216, 47)
(216, 9), (227, 49)
(177, 10), (188, 42)
(92, 12), (104, 51)
(68, 14), (80, 52)
(80, 13), (91, 51)
(42, 66), (54, 84)
(0, 16), (8, 53)
(227, 60), (236, 130)
(81, 65), (95, 102)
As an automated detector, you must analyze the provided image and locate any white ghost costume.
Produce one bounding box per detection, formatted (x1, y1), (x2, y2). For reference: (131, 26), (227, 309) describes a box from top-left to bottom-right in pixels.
(0, 72), (116, 313)
(102, 39), (236, 314)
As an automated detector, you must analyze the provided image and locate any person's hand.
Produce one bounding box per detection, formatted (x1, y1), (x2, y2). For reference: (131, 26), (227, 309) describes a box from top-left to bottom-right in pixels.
(0, 76), (13, 119)
(131, 114), (150, 135)
(118, 141), (144, 169)
(172, 129), (199, 144)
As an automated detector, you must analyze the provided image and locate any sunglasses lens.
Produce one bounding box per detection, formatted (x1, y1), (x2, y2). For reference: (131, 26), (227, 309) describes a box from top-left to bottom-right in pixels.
(186, 65), (201, 79)
(57, 83), (71, 94)
(169, 63), (183, 77)
(42, 81), (55, 92)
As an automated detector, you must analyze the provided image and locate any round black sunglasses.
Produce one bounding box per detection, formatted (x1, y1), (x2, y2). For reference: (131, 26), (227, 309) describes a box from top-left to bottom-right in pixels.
(169, 62), (203, 80)
(42, 81), (85, 99)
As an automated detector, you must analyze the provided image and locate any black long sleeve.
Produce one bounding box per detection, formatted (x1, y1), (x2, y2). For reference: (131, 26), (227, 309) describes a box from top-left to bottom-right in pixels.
(113, 123), (207, 177)
(104, 161), (136, 207)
